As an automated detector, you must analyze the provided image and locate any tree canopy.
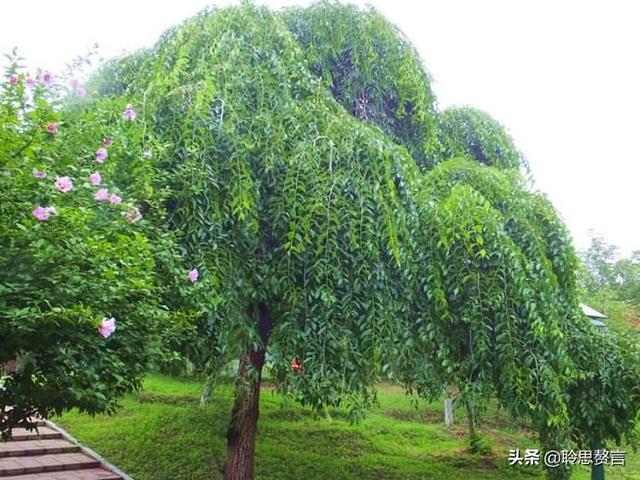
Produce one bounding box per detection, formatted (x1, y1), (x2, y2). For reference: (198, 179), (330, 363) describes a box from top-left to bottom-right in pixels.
(282, 2), (437, 169)
(435, 106), (526, 170)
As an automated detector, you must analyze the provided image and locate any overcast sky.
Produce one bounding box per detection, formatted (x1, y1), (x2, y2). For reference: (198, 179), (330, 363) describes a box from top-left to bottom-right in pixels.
(2, 0), (638, 256)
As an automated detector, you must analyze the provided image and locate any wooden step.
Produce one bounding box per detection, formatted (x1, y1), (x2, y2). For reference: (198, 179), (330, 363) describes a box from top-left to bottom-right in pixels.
(6, 428), (62, 442)
(0, 413), (126, 479)
(1, 467), (122, 479)
(0, 439), (79, 457)
(0, 451), (99, 475)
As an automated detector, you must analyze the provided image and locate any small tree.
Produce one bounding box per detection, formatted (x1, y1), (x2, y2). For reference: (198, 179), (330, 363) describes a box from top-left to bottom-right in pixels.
(580, 234), (640, 332)
(562, 310), (640, 478)
(0, 53), (186, 434)
(396, 159), (578, 456)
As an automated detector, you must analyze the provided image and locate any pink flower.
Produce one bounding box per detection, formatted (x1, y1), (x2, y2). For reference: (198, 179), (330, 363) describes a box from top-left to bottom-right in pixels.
(55, 176), (73, 193)
(188, 268), (199, 283)
(95, 147), (108, 163)
(95, 188), (109, 201)
(89, 171), (102, 185)
(102, 137), (112, 147)
(25, 76), (36, 87)
(122, 104), (136, 121)
(98, 317), (116, 339)
(8, 74), (18, 85)
(33, 206), (50, 221)
(32, 169), (47, 179)
(143, 150), (152, 159)
(123, 207), (142, 223)
(47, 122), (58, 134)
(32, 206), (56, 221)
(109, 193), (122, 205)
(41, 71), (54, 87)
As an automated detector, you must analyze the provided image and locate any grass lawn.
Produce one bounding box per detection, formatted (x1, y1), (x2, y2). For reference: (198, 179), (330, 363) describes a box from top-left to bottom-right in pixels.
(56, 375), (639, 479)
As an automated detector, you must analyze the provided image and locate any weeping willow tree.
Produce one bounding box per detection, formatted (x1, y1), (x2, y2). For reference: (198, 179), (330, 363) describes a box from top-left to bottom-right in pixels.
(396, 159), (578, 466)
(89, 5), (425, 478)
(398, 159), (640, 478)
(77, 3), (640, 480)
(401, 102), (530, 450)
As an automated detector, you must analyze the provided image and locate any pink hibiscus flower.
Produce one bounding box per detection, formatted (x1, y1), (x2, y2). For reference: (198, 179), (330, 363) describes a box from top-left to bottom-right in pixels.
(32, 205), (56, 221)
(122, 104), (136, 121)
(41, 71), (54, 87)
(89, 171), (102, 186)
(95, 188), (109, 201)
(55, 176), (73, 193)
(98, 317), (116, 338)
(95, 147), (108, 163)
(188, 268), (199, 283)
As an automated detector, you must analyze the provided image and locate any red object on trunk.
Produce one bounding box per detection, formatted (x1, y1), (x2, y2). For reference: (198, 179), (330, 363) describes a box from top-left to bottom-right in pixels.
(290, 357), (303, 373)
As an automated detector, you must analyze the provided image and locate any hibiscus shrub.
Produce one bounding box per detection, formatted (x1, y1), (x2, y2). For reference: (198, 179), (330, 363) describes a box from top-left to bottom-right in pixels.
(0, 52), (180, 435)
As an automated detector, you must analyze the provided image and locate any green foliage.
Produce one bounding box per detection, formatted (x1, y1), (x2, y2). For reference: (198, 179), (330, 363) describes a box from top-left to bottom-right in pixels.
(581, 235), (621, 295)
(282, 1), (438, 169)
(0, 53), (197, 434)
(579, 235), (640, 332)
(564, 323), (640, 450)
(571, 236), (640, 453)
(82, 6), (640, 472)
(88, 4), (426, 414)
(395, 160), (578, 454)
(5, 4), (638, 478)
(434, 106), (526, 170)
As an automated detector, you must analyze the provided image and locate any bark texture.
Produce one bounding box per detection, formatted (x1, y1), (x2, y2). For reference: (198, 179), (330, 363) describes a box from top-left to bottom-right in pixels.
(223, 303), (274, 480)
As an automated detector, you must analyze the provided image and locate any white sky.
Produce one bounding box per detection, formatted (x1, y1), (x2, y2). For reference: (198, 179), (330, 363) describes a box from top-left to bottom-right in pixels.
(2, 0), (638, 255)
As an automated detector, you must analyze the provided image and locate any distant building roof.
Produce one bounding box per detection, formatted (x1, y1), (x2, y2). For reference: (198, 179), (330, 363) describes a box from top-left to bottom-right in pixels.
(580, 303), (607, 319)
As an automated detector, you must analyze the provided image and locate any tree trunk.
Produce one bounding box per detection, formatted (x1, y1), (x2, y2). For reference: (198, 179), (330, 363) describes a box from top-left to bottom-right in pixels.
(464, 399), (479, 453)
(199, 375), (214, 409)
(444, 398), (454, 427)
(223, 303), (274, 480)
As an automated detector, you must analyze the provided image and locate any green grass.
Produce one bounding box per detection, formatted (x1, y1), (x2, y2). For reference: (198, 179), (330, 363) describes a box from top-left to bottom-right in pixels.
(56, 375), (640, 479)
